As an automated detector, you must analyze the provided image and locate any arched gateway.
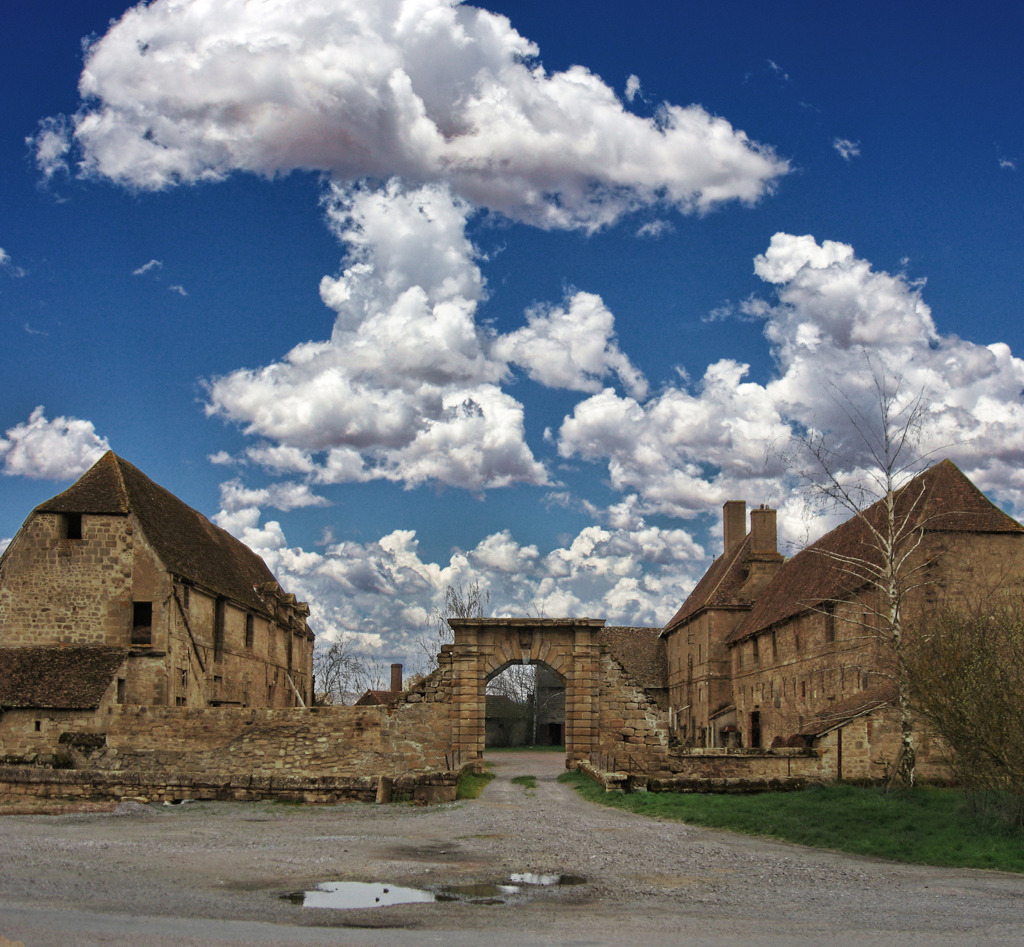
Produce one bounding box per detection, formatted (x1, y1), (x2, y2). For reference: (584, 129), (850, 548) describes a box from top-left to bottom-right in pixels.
(446, 618), (603, 765)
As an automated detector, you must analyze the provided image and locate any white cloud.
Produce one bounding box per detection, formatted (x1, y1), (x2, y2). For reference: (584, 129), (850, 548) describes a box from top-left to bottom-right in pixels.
(832, 137), (860, 161)
(37, 0), (786, 230)
(0, 248), (26, 278)
(168, 284), (188, 296)
(493, 291), (647, 399)
(206, 181), (547, 491)
(218, 478), (329, 513)
(0, 406), (109, 480)
(558, 233), (1024, 545)
(28, 115), (71, 180)
(624, 74), (642, 103)
(215, 503), (707, 662)
(132, 258), (162, 275)
(999, 157), (1016, 171)
(635, 219), (674, 239)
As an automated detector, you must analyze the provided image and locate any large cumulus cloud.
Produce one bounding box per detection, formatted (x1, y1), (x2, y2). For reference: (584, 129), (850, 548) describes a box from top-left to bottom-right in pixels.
(206, 180), (647, 490)
(35, 0), (786, 230)
(559, 233), (1024, 544)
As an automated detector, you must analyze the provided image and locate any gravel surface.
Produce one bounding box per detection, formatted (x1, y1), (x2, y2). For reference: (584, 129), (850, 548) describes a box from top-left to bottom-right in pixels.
(2, 751), (1023, 946)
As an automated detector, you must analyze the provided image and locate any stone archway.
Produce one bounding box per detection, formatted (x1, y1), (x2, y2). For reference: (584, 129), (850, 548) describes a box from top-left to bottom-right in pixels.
(446, 618), (604, 766)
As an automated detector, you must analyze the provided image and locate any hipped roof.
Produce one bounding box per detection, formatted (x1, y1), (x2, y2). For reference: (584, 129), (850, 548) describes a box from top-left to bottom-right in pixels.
(661, 535), (755, 636)
(728, 460), (1022, 645)
(0, 647), (127, 710)
(35, 451), (280, 617)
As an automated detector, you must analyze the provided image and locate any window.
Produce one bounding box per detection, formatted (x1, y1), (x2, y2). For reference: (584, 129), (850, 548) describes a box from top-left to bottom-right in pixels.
(824, 603), (835, 643)
(131, 602), (153, 646)
(214, 598), (226, 662)
(117, 678), (126, 704)
(182, 586), (190, 609)
(287, 632), (293, 670)
(752, 636), (760, 665)
(179, 667), (188, 690)
(771, 629), (778, 661)
(245, 614), (254, 650)
(61, 513), (83, 540)
(800, 680), (807, 699)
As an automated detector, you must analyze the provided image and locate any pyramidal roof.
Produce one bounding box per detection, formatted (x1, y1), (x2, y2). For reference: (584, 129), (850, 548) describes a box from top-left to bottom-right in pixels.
(35, 451), (279, 616)
(727, 459), (1022, 644)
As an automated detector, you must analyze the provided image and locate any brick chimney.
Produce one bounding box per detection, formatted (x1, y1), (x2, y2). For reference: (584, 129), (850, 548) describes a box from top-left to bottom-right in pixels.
(723, 500), (747, 555)
(390, 663), (403, 693)
(749, 505), (778, 556)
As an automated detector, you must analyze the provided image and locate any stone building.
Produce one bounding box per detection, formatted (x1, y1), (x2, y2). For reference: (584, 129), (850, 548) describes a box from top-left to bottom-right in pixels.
(663, 460), (1024, 778)
(0, 452), (313, 741)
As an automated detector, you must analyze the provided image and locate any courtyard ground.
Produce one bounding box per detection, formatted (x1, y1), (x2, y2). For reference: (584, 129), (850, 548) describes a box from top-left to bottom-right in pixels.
(1, 750), (1022, 946)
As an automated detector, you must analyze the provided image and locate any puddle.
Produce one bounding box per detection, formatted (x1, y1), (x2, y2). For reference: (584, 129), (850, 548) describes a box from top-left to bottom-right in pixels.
(510, 872), (585, 886)
(284, 882), (436, 909)
(283, 874), (586, 909)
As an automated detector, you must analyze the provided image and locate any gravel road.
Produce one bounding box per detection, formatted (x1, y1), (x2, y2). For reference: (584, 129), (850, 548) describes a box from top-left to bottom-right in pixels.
(2, 751), (1023, 946)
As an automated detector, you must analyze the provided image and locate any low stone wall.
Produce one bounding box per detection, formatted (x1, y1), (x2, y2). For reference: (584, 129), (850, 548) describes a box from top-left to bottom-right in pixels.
(578, 745), (821, 793)
(0, 667), (461, 803)
(0, 764), (460, 805)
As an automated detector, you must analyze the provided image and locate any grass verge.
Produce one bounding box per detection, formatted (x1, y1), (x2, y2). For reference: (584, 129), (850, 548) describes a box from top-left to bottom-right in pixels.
(457, 769), (496, 800)
(558, 773), (1024, 873)
(511, 775), (539, 790)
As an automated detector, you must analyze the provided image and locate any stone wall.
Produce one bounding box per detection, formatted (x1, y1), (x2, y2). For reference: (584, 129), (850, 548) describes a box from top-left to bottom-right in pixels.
(0, 513), (133, 648)
(0, 665), (459, 803)
(594, 650), (670, 775)
(0, 766), (459, 805)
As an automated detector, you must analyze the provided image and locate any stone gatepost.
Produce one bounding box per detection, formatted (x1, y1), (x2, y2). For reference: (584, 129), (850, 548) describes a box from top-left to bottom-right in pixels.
(566, 625), (600, 766)
(450, 626), (486, 762)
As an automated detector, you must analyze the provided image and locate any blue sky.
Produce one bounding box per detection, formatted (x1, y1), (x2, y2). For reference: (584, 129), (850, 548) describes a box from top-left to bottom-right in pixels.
(2, 1), (1022, 667)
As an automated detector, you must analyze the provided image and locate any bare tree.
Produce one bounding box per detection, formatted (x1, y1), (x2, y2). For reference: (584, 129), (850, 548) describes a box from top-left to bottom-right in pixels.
(314, 638), (391, 705)
(415, 580), (490, 673)
(487, 664), (565, 746)
(782, 365), (943, 786)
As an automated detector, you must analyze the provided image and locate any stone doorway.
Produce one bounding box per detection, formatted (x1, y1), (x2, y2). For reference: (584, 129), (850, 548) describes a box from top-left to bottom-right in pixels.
(446, 618), (604, 766)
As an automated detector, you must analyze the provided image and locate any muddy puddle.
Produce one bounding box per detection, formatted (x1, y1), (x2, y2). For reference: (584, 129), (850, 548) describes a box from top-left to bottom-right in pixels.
(283, 873), (585, 909)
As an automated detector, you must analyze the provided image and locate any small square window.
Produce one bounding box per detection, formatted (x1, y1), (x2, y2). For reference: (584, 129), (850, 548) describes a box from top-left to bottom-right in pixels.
(61, 513), (83, 540)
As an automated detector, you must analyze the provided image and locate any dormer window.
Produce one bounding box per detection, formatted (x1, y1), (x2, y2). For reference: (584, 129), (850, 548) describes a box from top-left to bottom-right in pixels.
(61, 513), (83, 540)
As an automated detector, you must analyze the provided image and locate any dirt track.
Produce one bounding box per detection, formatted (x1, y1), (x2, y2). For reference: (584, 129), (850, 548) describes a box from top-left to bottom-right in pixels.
(2, 750), (1023, 946)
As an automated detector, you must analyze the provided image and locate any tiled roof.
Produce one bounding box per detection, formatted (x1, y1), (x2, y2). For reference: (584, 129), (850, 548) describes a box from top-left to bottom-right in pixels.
(729, 460), (1022, 645)
(661, 535), (754, 635)
(798, 683), (897, 738)
(599, 626), (667, 689)
(354, 689), (401, 706)
(0, 647), (127, 709)
(35, 452), (282, 618)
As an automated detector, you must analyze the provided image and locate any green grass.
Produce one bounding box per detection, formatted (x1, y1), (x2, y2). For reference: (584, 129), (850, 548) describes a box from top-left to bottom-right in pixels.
(456, 769), (496, 800)
(558, 773), (1024, 873)
(486, 744), (566, 753)
(511, 775), (539, 790)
